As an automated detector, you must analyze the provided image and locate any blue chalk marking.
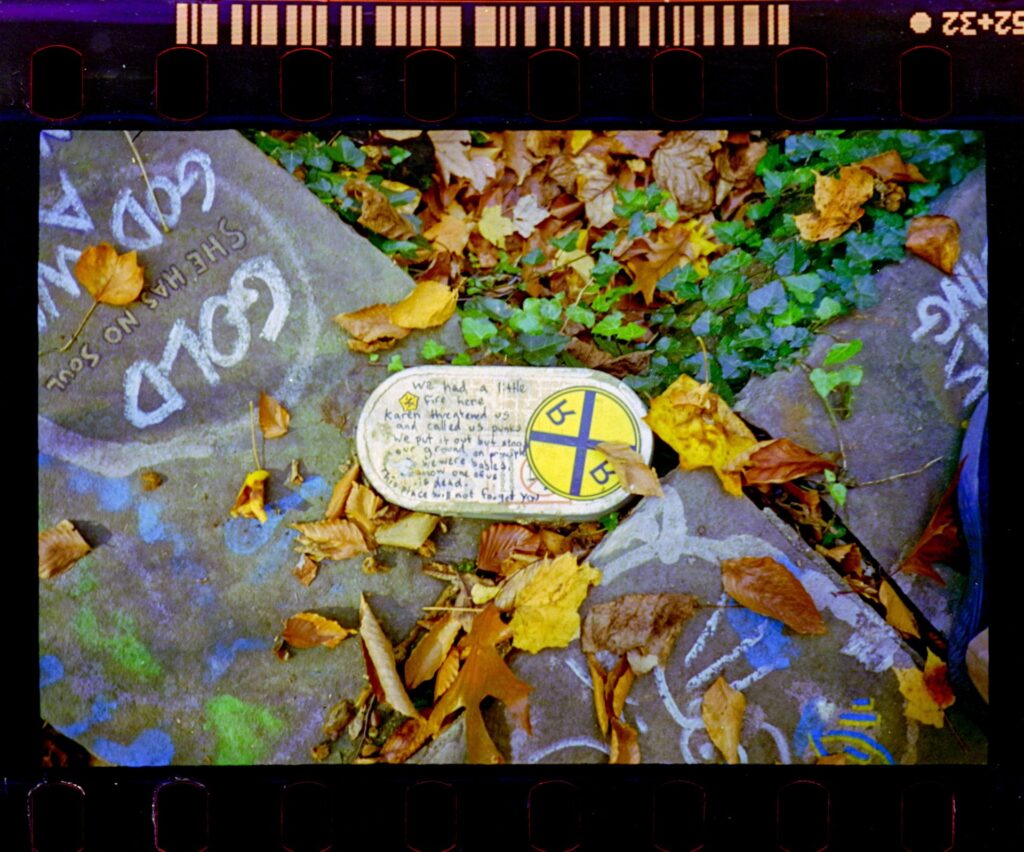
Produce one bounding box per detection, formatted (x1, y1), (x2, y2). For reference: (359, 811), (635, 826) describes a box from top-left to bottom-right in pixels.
(842, 745), (872, 763)
(39, 654), (64, 688)
(137, 500), (167, 543)
(39, 452), (53, 468)
(794, 700), (829, 758)
(821, 731), (895, 765)
(67, 466), (131, 512)
(852, 697), (874, 708)
(64, 695), (118, 738)
(725, 607), (798, 671)
(223, 476), (326, 556)
(250, 529), (300, 584)
(206, 638), (269, 682)
(838, 711), (879, 726)
(298, 475), (329, 500)
(91, 728), (174, 767)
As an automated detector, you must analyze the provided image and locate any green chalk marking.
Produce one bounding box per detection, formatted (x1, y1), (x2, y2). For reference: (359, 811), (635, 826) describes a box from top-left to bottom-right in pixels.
(204, 695), (286, 765)
(72, 606), (163, 680)
(68, 562), (98, 598)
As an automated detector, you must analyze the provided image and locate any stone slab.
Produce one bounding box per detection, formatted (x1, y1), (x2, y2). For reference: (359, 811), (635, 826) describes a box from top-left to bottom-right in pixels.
(733, 169), (987, 636)
(36, 130), (465, 765)
(357, 366), (654, 521)
(493, 469), (985, 765)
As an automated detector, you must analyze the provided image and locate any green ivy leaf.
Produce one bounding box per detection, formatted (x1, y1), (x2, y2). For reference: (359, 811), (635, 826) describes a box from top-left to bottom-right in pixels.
(522, 248), (546, 266)
(461, 316), (498, 347)
(420, 339), (447, 361)
(551, 230), (582, 252)
(387, 354), (405, 373)
(823, 339), (863, 365)
(452, 352), (473, 366)
(782, 273), (822, 305)
(388, 146), (411, 164)
(592, 252), (622, 286)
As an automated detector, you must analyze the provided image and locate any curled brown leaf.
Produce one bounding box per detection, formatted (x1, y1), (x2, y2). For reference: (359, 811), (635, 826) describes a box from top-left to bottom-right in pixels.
(581, 593), (699, 672)
(702, 675), (745, 765)
(258, 391), (291, 439)
(282, 612), (356, 649)
(906, 215), (960, 274)
(39, 520), (91, 580)
(721, 556), (826, 635)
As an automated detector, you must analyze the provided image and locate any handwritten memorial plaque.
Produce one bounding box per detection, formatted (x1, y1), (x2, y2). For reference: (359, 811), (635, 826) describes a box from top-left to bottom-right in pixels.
(357, 366), (655, 520)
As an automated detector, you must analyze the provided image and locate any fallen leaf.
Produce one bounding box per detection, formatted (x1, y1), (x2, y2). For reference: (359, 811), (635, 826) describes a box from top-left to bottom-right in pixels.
(292, 554), (319, 586)
(581, 593), (699, 672)
(626, 222), (711, 303)
(389, 280), (458, 329)
(793, 166), (875, 242)
(360, 594), (421, 718)
(721, 556), (827, 634)
(38, 519), (91, 580)
(333, 303), (410, 351)
(288, 459), (304, 486)
(610, 130), (665, 159)
(565, 339), (651, 378)
(585, 654), (610, 736)
(500, 131), (542, 185)
(645, 374), (757, 496)
(894, 660), (948, 728)
(610, 716), (641, 765)
(404, 614), (463, 690)
(349, 180), (415, 240)
(292, 519), (371, 561)
(282, 612), (356, 649)
(344, 482), (384, 537)
(258, 391), (291, 439)
(424, 206), (471, 255)
(652, 130), (727, 216)
(429, 130), (499, 193)
(898, 462), (963, 585)
(375, 512), (440, 550)
(924, 648), (956, 709)
(361, 555), (389, 574)
(478, 204), (517, 249)
(816, 753), (847, 765)
(906, 215), (960, 274)
(728, 437), (836, 486)
(379, 129), (422, 141)
(74, 242), (145, 305)
(433, 645), (461, 702)
(595, 442), (664, 497)
(140, 470), (164, 491)
(380, 716), (431, 764)
(477, 523), (543, 575)
(820, 542), (864, 580)
(857, 150), (927, 183)
(511, 194), (549, 238)
(231, 469), (270, 523)
(470, 583), (500, 605)
(498, 553), (602, 653)
(702, 676), (745, 764)
(427, 604), (532, 763)
(879, 580), (921, 638)
(324, 463), (361, 521)
(715, 139), (769, 187)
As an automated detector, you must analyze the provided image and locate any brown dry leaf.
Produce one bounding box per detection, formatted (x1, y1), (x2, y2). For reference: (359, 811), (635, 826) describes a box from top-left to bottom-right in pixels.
(375, 512), (440, 550)
(652, 130), (727, 216)
(500, 131), (542, 185)
(728, 438), (836, 486)
(585, 653), (610, 736)
(923, 648), (956, 709)
(282, 612), (356, 649)
(292, 554), (319, 586)
(380, 716), (431, 764)
(231, 469), (270, 524)
(702, 675), (745, 764)
(324, 463), (360, 521)
(564, 339), (651, 377)
(898, 462), (963, 585)
(581, 593), (699, 673)
(610, 130), (664, 159)
(389, 280), (458, 329)
(424, 207), (471, 255)
(258, 391), (290, 439)
(344, 482), (384, 537)
(595, 442), (664, 497)
(288, 459), (303, 486)
(292, 519), (371, 561)
(511, 194), (549, 238)
(857, 150), (927, 183)
(74, 242), (145, 305)
(645, 374), (757, 496)
(404, 614), (463, 690)
(609, 716), (642, 765)
(573, 152), (617, 227)
(379, 129), (422, 141)
(427, 604), (532, 764)
(793, 166), (876, 242)
(433, 645), (461, 702)
(349, 180), (415, 240)
(140, 470), (164, 491)
(716, 139), (769, 186)
(333, 303), (410, 351)
(816, 753), (847, 765)
(879, 580), (921, 638)
(906, 215), (960, 274)
(39, 519), (91, 580)
(477, 523), (543, 574)
(819, 542), (864, 580)
(721, 556), (827, 634)
(429, 130), (499, 193)
(360, 594), (421, 718)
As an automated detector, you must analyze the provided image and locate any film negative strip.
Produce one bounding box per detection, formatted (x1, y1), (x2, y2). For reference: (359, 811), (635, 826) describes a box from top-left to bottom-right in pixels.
(3, 2), (1023, 851)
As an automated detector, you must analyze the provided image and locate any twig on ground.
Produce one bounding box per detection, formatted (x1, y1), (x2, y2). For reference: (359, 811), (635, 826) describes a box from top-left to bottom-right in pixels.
(123, 131), (170, 234)
(850, 456), (943, 488)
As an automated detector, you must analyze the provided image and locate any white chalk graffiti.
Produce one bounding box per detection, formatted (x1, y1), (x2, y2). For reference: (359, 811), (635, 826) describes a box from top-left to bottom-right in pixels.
(38, 169), (94, 232)
(37, 245), (83, 332)
(911, 242), (988, 407)
(39, 129), (72, 158)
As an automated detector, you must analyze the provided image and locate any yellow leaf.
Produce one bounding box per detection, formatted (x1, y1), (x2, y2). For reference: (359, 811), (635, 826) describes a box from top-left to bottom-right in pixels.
(324, 462), (360, 521)
(38, 519), (91, 580)
(702, 675), (745, 764)
(505, 553), (602, 653)
(478, 204), (517, 249)
(570, 129), (594, 154)
(595, 442), (664, 496)
(893, 663), (947, 728)
(374, 512), (440, 550)
(424, 206), (471, 255)
(879, 580), (920, 638)
(282, 612), (356, 649)
(344, 482), (384, 537)
(471, 583), (500, 605)
(258, 391), (291, 439)
(379, 179), (421, 215)
(645, 374), (757, 496)
(404, 614), (463, 690)
(793, 166), (875, 242)
(231, 469), (270, 523)
(389, 280), (457, 330)
(333, 303), (410, 351)
(74, 242), (145, 306)
(360, 595), (421, 718)
(585, 653), (609, 736)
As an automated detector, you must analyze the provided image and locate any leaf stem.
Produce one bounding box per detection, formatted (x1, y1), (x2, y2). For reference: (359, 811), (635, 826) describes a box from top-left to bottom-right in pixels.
(851, 456), (943, 488)
(38, 299), (98, 357)
(249, 401), (261, 469)
(123, 131), (170, 234)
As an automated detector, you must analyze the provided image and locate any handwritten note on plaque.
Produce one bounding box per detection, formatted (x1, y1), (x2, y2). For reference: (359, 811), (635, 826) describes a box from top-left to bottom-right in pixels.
(356, 366), (655, 520)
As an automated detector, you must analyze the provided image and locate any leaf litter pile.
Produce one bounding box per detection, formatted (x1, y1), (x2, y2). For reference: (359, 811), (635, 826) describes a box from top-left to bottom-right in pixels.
(39, 128), (982, 764)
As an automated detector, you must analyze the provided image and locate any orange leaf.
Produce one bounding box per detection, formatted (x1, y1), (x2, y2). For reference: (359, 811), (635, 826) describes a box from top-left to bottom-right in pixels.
(702, 676), (745, 764)
(793, 166), (875, 242)
(477, 523), (543, 575)
(282, 612), (356, 649)
(721, 556), (827, 635)
(879, 580), (921, 638)
(857, 150), (927, 183)
(906, 215), (961, 274)
(898, 462), (963, 586)
(231, 469), (270, 523)
(404, 614), (463, 690)
(433, 645), (461, 702)
(258, 392), (290, 439)
(292, 519), (371, 561)
(292, 554), (319, 587)
(38, 519), (91, 580)
(595, 442), (664, 497)
(333, 303), (410, 352)
(609, 717), (641, 764)
(427, 604), (532, 764)
(424, 206), (471, 255)
(360, 595), (421, 718)
(344, 482), (384, 537)
(324, 463), (360, 521)
(730, 438), (836, 486)
(585, 653), (609, 737)
(380, 717), (431, 764)
(74, 242), (145, 306)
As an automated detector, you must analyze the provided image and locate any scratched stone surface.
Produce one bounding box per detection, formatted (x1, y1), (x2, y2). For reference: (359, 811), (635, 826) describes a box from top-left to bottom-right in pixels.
(483, 469), (985, 766)
(36, 129), (468, 765)
(733, 168), (987, 638)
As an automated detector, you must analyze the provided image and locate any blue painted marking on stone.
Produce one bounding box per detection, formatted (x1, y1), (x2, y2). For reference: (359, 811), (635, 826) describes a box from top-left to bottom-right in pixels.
(39, 452), (54, 468)
(249, 529), (300, 584)
(822, 730), (895, 765)
(64, 695), (118, 738)
(223, 476), (327, 556)
(852, 697), (873, 707)
(39, 654), (64, 688)
(725, 607), (798, 671)
(793, 699), (829, 757)
(206, 638), (270, 682)
(843, 745), (871, 762)
(91, 729), (174, 767)
(67, 465), (132, 512)
(839, 711), (878, 724)
(137, 500), (167, 543)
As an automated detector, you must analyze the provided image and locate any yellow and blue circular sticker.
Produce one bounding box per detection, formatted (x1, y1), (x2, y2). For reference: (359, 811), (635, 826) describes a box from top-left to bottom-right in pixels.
(525, 386), (642, 500)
